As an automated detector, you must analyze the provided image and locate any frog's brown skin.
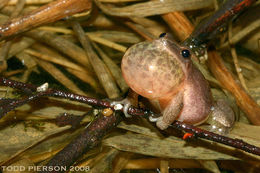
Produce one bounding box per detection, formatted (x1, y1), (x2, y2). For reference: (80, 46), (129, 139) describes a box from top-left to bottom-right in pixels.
(121, 34), (234, 131)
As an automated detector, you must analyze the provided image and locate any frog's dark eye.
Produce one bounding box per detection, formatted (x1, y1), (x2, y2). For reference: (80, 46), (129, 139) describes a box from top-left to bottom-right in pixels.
(159, 33), (166, 38)
(181, 49), (190, 58)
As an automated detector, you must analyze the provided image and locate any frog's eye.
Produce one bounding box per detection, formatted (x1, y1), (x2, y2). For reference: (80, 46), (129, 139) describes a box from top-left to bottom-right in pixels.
(181, 49), (190, 58)
(159, 33), (166, 38)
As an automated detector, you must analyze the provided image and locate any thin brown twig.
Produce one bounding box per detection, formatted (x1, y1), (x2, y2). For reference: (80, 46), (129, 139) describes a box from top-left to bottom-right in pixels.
(0, 77), (259, 157)
(0, 0), (92, 40)
(171, 121), (260, 156)
(8, 0), (52, 5)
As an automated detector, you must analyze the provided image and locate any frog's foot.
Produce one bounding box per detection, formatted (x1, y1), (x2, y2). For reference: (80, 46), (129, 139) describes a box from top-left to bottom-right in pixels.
(148, 113), (161, 122)
(206, 99), (235, 135)
(111, 98), (132, 118)
(209, 124), (230, 134)
(156, 117), (170, 130)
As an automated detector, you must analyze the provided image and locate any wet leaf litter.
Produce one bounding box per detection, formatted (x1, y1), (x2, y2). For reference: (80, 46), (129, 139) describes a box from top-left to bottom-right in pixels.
(0, 0), (260, 173)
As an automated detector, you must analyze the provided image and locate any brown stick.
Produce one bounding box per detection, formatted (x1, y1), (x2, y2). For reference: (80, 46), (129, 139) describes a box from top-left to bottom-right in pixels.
(40, 112), (122, 173)
(0, 0), (92, 40)
(1, 76), (260, 156)
(207, 50), (260, 125)
(171, 121), (260, 156)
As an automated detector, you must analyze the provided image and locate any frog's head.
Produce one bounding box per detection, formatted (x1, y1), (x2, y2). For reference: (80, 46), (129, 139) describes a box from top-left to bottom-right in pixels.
(121, 33), (193, 100)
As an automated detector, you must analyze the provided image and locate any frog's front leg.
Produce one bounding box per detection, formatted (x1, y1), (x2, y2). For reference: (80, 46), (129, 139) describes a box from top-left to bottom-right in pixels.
(156, 92), (183, 130)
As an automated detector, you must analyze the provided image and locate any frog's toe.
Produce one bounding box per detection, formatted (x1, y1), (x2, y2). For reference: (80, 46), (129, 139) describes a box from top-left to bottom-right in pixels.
(156, 117), (170, 130)
(111, 98), (132, 118)
(149, 114), (160, 122)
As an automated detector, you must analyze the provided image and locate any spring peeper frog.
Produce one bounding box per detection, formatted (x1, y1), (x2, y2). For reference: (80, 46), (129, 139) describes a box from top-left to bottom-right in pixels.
(121, 33), (234, 133)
